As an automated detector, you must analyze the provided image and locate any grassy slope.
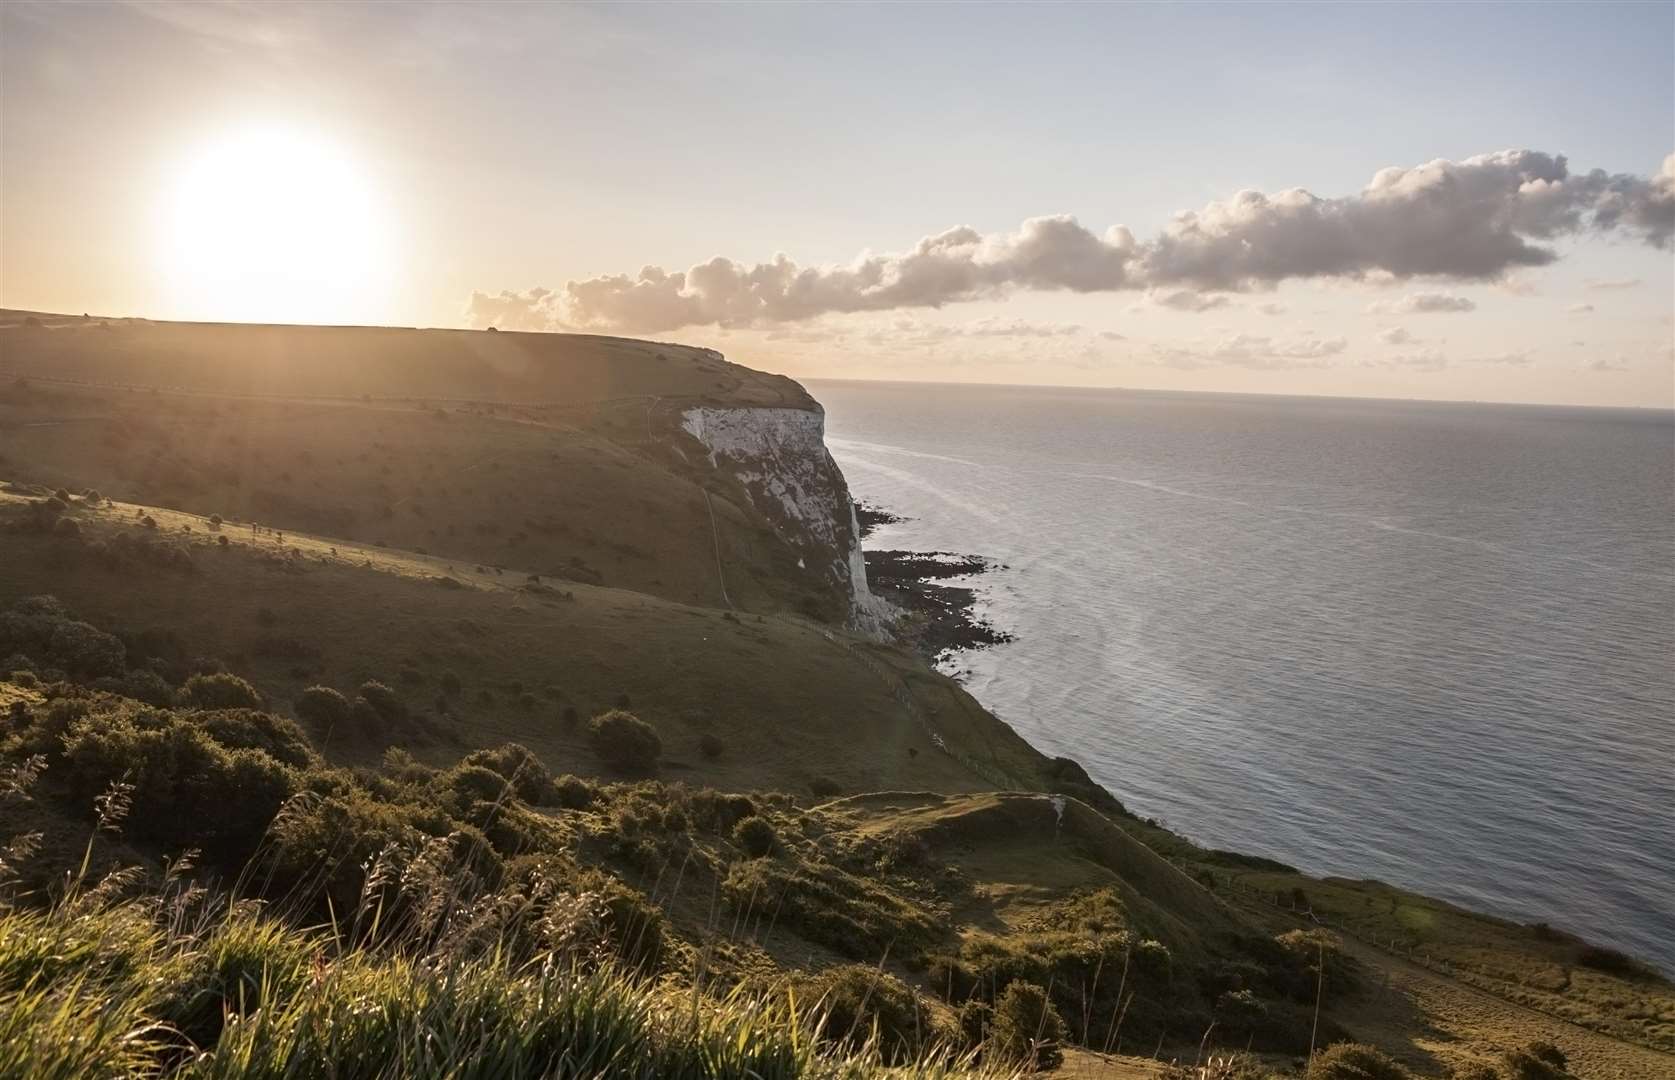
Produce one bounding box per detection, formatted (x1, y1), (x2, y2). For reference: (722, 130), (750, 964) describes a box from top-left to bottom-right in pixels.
(2, 314), (1669, 1074)
(0, 316), (847, 620)
(0, 491), (1043, 798)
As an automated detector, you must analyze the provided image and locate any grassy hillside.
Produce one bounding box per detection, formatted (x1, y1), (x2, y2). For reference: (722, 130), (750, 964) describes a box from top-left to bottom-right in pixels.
(1, 315), (1669, 1078)
(0, 316), (851, 621)
(0, 487), (1044, 797)
(0, 310), (806, 406)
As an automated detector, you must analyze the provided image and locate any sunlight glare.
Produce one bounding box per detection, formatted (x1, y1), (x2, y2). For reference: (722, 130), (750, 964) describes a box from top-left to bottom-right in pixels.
(158, 126), (391, 325)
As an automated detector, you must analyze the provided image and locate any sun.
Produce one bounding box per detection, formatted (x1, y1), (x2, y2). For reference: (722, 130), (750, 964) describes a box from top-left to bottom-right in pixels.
(157, 126), (392, 325)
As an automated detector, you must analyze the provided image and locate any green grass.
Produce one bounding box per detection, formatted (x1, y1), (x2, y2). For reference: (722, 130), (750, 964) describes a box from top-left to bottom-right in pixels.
(0, 872), (1008, 1079)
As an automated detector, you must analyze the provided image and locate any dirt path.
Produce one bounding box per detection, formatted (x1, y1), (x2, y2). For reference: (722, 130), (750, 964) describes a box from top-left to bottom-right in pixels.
(1334, 936), (1675, 1079)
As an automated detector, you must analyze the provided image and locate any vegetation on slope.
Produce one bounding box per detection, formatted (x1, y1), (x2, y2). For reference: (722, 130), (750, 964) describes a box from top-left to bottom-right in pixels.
(1, 319), (1669, 1077)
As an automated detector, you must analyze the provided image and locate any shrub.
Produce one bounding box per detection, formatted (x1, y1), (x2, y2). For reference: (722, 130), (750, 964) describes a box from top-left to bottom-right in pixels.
(440, 670), (462, 697)
(587, 710), (660, 772)
(9, 669), (39, 689)
(194, 708), (315, 769)
(60, 703), (295, 867)
(91, 668), (175, 707)
(698, 732), (725, 759)
(957, 998), (991, 1048)
(1500, 1042), (1571, 1080)
(358, 680), (406, 724)
(809, 776), (843, 798)
(553, 774), (595, 810)
(461, 743), (552, 803)
(572, 869), (665, 973)
(0, 598), (126, 677)
(182, 672), (263, 710)
(1275, 929), (1360, 1001)
(1576, 943), (1654, 979)
(732, 815), (776, 858)
(803, 964), (935, 1063)
(1307, 1043), (1411, 1080)
(989, 980), (1066, 1070)
(348, 697), (386, 739)
(294, 686), (351, 732)
(448, 763), (512, 804)
(1214, 988), (1267, 1036)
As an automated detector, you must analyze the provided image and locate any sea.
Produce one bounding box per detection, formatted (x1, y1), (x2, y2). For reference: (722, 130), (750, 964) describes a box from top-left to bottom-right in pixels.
(812, 379), (1675, 974)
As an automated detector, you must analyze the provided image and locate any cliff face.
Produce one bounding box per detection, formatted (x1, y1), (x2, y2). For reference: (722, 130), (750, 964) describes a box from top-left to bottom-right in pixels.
(680, 404), (894, 637)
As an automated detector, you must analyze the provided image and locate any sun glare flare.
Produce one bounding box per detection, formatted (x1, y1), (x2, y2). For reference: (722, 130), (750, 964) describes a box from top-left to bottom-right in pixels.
(157, 127), (392, 325)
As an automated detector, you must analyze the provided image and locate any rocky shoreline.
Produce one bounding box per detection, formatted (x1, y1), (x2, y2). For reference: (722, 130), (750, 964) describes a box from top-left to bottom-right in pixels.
(854, 500), (1015, 665)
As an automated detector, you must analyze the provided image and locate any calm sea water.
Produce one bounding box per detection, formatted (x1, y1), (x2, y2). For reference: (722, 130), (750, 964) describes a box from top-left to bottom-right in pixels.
(812, 379), (1675, 973)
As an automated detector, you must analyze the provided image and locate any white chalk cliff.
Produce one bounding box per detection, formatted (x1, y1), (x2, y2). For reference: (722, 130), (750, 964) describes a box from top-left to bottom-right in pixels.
(680, 404), (893, 637)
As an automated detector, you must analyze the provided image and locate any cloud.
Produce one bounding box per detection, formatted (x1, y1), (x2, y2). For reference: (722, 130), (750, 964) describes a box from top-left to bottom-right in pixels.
(1256, 302), (1288, 316)
(480, 148), (1675, 332)
(1148, 332), (1346, 370)
(1138, 289), (1233, 313)
(1368, 291), (1477, 314)
(1368, 348), (1449, 372)
(1584, 277), (1642, 290)
(464, 287), (565, 331)
(1568, 303), (1595, 314)
(1583, 355), (1630, 372)
(1098, 330), (1127, 341)
(962, 318), (1086, 338)
(553, 217), (1139, 333)
(1379, 327), (1416, 344)
(1468, 351), (1532, 366)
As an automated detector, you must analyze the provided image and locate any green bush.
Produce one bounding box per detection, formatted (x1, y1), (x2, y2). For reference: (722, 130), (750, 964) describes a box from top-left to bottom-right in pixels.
(1275, 929), (1360, 1001)
(1307, 1042), (1411, 1080)
(91, 668), (175, 707)
(0, 596), (125, 677)
(989, 980), (1066, 1070)
(357, 680), (406, 724)
(182, 672), (263, 710)
(461, 743), (552, 803)
(698, 732), (725, 759)
(1500, 1041), (1572, 1080)
(59, 702), (295, 867)
(349, 697), (386, 739)
(803, 964), (937, 1063)
(587, 710), (660, 772)
(733, 815), (777, 858)
(553, 774), (596, 810)
(957, 998), (991, 1048)
(448, 763), (513, 804)
(293, 686), (351, 732)
(194, 708), (315, 769)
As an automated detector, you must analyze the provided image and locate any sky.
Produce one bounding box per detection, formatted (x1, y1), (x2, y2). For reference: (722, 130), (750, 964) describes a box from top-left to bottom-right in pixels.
(3, 1), (1672, 407)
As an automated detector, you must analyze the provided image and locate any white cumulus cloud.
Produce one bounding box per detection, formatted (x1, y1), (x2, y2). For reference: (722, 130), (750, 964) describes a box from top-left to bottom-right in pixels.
(474, 149), (1675, 332)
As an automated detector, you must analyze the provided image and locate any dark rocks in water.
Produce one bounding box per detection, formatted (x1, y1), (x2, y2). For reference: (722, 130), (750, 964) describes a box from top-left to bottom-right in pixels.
(864, 548), (1013, 664)
(853, 499), (906, 540)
